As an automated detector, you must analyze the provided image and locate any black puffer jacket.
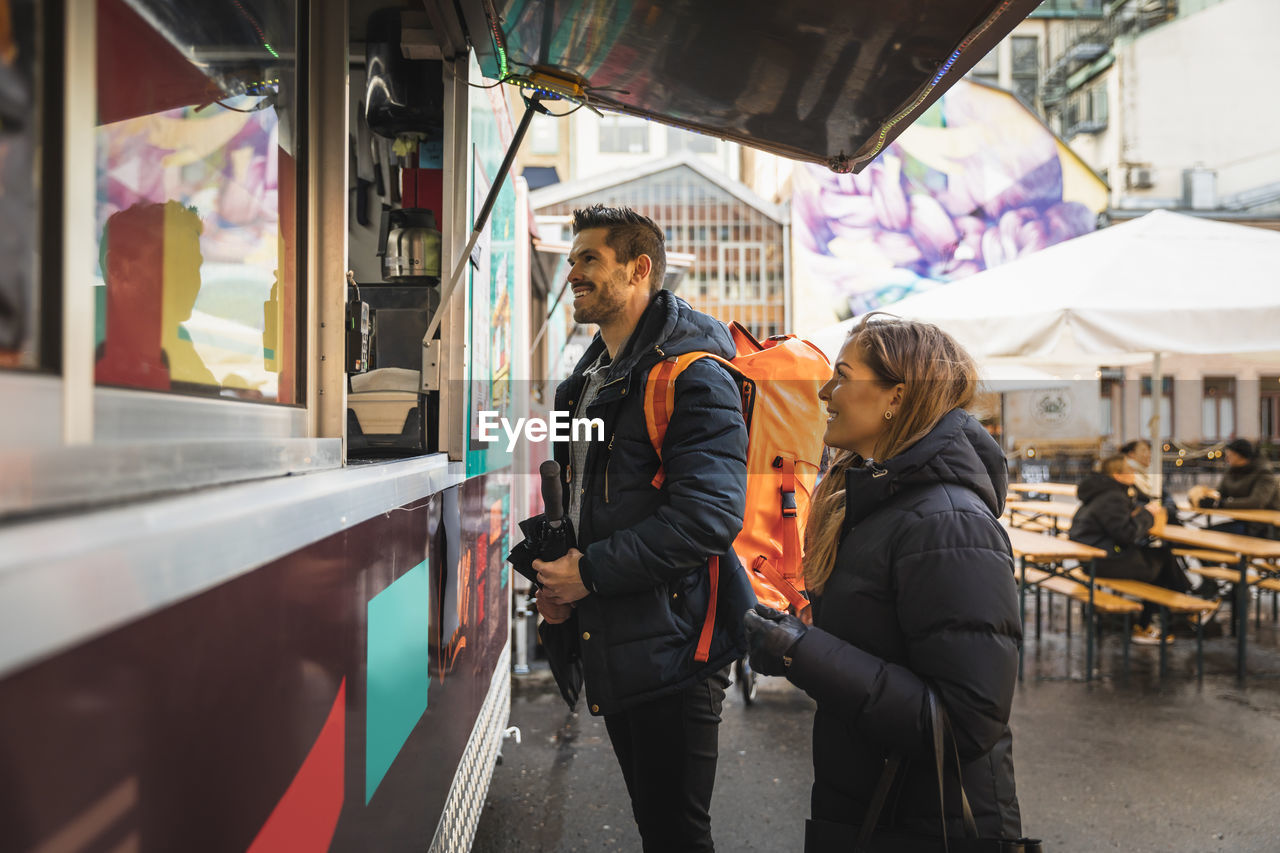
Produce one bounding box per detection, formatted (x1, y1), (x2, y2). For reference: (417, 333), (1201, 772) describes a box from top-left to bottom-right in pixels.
(1069, 473), (1154, 574)
(1217, 461), (1280, 510)
(546, 291), (755, 716)
(787, 409), (1022, 840)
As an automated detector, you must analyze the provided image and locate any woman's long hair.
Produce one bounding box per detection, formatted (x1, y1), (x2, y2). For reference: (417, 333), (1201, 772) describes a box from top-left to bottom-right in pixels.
(804, 314), (979, 594)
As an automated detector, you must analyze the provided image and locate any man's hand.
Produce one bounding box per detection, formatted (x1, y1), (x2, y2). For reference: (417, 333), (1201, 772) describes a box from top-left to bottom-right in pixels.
(743, 604), (809, 677)
(536, 596), (573, 625)
(533, 548), (590, 603)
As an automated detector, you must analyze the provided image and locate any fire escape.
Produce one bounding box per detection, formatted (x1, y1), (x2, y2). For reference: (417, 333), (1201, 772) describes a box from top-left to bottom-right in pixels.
(1041, 0), (1178, 115)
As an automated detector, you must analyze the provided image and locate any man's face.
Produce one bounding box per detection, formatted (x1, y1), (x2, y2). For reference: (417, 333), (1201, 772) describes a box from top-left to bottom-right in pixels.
(1225, 449), (1248, 467)
(1131, 442), (1151, 467)
(567, 228), (637, 326)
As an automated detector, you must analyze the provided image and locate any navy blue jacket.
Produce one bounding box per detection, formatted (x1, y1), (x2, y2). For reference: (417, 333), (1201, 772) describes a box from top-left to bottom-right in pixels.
(547, 291), (754, 715)
(787, 410), (1022, 840)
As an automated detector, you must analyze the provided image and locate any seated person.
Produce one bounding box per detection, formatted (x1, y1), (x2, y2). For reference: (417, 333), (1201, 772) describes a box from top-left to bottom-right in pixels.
(1192, 438), (1279, 538)
(1070, 455), (1211, 644)
(1120, 438), (1156, 501)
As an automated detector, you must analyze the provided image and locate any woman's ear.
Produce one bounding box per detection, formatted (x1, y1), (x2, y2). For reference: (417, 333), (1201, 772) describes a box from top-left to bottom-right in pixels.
(890, 383), (905, 408)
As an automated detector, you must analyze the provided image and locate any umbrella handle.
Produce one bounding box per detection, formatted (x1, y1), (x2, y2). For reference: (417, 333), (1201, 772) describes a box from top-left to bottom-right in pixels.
(540, 460), (564, 523)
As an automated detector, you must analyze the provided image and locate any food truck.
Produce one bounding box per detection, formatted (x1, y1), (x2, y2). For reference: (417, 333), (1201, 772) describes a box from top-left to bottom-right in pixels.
(0, 0), (1038, 849)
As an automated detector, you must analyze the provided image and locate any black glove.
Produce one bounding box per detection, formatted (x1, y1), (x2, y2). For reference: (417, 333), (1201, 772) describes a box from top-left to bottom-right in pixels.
(743, 603), (808, 677)
(1200, 496), (1219, 508)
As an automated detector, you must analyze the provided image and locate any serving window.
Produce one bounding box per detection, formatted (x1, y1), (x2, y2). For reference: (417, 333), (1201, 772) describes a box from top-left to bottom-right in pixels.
(93, 0), (299, 403)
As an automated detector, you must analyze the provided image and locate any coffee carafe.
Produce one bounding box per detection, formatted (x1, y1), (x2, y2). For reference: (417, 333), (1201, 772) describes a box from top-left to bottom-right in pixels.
(378, 207), (442, 282)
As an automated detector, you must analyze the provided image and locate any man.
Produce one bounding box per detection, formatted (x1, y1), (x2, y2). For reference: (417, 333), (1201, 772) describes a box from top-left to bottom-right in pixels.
(1120, 438), (1156, 501)
(1195, 438), (1280, 538)
(532, 204), (753, 852)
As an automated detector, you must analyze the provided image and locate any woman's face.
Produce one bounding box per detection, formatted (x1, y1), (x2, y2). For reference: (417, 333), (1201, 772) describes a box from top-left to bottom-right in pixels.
(818, 343), (902, 459)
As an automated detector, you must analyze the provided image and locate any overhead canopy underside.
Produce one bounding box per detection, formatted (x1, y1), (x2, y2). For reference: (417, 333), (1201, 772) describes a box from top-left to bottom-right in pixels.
(459, 0), (1043, 172)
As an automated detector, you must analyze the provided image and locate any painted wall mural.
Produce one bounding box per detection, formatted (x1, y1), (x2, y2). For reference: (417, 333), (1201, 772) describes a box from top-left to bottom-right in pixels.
(791, 79), (1109, 334)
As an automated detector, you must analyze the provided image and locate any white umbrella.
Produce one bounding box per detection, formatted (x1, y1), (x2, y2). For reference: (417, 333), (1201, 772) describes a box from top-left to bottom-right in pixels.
(814, 210), (1280, 493)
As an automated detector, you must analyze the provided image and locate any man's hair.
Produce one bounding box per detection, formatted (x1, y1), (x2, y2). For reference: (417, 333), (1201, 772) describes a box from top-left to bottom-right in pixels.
(1119, 439), (1150, 456)
(1099, 455), (1129, 477)
(571, 204), (667, 294)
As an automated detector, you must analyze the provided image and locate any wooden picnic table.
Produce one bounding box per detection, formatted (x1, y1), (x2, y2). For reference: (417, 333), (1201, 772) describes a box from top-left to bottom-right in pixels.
(1154, 525), (1280, 681)
(1009, 482), (1079, 497)
(1004, 523), (1100, 561)
(1175, 503), (1280, 528)
(1006, 499), (1079, 533)
(1003, 524), (1110, 679)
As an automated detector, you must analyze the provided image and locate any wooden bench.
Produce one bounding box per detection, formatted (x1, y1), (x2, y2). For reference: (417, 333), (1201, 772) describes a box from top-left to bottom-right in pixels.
(1016, 567), (1143, 679)
(1173, 547), (1280, 628)
(1020, 567), (1141, 614)
(1173, 548), (1238, 564)
(1185, 565), (1280, 593)
(1067, 569), (1218, 677)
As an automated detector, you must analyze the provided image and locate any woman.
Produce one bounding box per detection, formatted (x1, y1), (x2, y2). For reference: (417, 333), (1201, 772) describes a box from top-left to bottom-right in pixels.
(745, 315), (1023, 849)
(1070, 455), (1207, 643)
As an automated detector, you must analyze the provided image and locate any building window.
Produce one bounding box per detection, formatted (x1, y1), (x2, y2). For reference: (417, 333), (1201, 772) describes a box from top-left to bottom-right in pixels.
(94, 0), (301, 403)
(666, 126), (716, 154)
(1099, 371), (1122, 437)
(1140, 376), (1174, 440)
(1260, 376), (1280, 441)
(1065, 82), (1108, 136)
(969, 47), (999, 87)
(529, 113), (560, 154)
(1201, 377), (1235, 440)
(599, 116), (649, 153)
(1012, 36), (1039, 107)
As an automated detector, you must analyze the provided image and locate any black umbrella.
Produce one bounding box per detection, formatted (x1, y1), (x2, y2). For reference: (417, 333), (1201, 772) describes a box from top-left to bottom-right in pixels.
(507, 460), (583, 708)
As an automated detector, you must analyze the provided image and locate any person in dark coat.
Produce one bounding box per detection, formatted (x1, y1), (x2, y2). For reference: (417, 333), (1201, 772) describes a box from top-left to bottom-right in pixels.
(532, 205), (754, 853)
(1194, 438), (1280, 538)
(1069, 455), (1205, 642)
(743, 315), (1023, 850)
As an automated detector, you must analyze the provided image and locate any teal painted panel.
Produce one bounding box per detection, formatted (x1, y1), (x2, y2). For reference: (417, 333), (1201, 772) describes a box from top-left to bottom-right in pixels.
(365, 560), (431, 804)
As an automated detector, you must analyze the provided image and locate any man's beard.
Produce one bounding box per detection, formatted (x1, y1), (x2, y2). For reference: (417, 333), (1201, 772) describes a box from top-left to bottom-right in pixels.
(572, 270), (629, 325)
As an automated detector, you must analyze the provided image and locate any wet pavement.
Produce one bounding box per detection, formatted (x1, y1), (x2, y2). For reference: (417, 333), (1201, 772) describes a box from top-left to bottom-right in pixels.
(475, 598), (1280, 852)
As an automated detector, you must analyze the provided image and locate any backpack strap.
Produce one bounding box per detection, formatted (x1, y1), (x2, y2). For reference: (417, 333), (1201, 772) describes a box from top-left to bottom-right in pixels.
(644, 353), (737, 665)
(694, 555), (719, 663)
(643, 352), (731, 489)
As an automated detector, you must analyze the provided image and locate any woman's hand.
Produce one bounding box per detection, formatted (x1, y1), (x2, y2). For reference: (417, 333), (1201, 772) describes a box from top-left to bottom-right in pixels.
(743, 604), (809, 676)
(1145, 501), (1167, 535)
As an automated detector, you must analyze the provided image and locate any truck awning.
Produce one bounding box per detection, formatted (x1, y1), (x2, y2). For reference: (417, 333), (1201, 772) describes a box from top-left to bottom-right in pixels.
(456, 0), (1042, 172)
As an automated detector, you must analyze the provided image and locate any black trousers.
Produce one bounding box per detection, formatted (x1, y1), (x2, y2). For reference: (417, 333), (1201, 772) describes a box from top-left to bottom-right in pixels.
(603, 669), (730, 853)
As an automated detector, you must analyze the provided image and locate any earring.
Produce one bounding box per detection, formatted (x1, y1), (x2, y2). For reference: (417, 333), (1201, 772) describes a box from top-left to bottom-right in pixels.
(884, 410), (893, 420)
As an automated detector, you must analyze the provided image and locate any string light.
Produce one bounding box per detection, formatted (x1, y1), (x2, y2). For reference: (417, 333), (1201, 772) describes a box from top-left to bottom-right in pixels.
(851, 0), (1015, 170)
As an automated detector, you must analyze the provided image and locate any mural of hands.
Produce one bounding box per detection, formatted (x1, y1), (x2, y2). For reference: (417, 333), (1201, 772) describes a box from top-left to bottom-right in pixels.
(794, 80), (1104, 322)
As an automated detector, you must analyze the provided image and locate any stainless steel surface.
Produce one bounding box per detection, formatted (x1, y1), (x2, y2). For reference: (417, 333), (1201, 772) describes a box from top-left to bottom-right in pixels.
(382, 209), (443, 280)
(0, 453), (463, 678)
(0, 437), (341, 519)
(94, 386), (307, 441)
(63, 0), (97, 443)
(0, 373), (62, 447)
(309, 0), (351, 445)
(472, 0), (1042, 171)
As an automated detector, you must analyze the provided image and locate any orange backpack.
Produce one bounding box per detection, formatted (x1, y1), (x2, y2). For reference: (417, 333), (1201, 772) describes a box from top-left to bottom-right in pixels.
(644, 322), (831, 659)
